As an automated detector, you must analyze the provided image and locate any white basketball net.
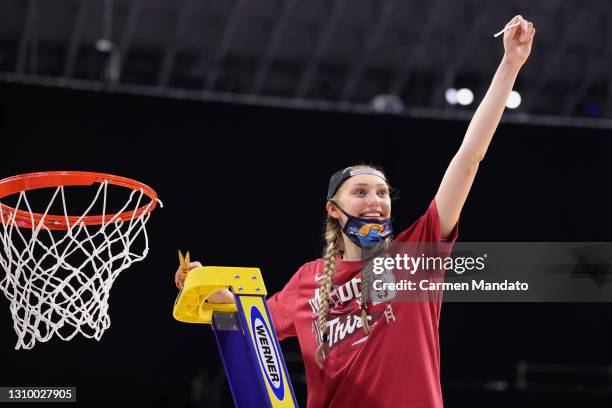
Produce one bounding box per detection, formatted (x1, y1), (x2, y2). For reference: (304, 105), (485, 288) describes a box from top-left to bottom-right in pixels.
(0, 181), (161, 349)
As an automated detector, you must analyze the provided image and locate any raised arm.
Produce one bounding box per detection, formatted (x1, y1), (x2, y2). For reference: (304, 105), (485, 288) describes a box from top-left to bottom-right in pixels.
(435, 15), (535, 239)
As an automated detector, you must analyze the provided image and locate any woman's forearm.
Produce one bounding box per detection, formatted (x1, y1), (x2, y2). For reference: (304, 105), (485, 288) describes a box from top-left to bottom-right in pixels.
(459, 57), (522, 162)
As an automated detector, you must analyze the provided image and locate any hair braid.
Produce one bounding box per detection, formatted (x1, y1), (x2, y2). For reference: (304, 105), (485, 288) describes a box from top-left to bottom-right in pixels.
(314, 216), (342, 369)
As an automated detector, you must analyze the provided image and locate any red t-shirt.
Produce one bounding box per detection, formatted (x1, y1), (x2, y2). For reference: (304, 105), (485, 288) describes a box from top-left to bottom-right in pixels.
(267, 199), (459, 408)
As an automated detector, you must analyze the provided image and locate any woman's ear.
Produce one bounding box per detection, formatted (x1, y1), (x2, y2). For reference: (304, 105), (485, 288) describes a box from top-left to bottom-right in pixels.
(326, 201), (340, 220)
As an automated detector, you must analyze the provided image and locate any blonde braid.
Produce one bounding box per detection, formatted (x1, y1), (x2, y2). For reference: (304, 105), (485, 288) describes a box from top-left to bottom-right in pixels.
(314, 216), (342, 369)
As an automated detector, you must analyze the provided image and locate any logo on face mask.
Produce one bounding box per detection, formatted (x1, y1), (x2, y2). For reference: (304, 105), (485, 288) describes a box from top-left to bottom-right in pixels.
(358, 224), (385, 237)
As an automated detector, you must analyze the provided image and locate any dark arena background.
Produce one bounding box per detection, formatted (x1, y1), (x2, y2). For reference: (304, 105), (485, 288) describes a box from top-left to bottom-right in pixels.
(1, 0), (612, 407)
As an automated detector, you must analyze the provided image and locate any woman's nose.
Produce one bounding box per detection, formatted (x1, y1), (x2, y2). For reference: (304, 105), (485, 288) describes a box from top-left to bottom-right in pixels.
(366, 191), (381, 205)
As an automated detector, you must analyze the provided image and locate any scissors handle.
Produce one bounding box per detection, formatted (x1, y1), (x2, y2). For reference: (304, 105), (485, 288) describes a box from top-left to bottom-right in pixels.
(177, 249), (191, 288)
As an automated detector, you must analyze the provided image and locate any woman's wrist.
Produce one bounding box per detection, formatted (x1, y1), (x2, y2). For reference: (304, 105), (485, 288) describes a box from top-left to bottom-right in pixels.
(500, 55), (524, 72)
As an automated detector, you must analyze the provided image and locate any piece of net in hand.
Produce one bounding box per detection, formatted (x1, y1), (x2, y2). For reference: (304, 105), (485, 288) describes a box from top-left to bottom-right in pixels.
(0, 171), (162, 350)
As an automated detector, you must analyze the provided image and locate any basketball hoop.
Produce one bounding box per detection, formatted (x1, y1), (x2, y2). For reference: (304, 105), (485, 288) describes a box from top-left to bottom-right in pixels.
(0, 171), (162, 349)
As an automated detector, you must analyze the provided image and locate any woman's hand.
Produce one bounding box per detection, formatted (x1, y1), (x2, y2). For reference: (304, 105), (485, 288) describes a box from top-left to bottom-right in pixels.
(503, 15), (536, 68)
(175, 260), (202, 289)
(174, 261), (235, 303)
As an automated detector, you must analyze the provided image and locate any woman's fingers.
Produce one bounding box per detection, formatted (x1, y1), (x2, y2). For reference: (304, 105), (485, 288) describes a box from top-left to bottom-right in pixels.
(505, 15), (521, 40)
(528, 23), (535, 39)
(175, 261), (203, 289)
(520, 21), (533, 42)
(175, 267), (185, 288)
(504, 15), (535, 44)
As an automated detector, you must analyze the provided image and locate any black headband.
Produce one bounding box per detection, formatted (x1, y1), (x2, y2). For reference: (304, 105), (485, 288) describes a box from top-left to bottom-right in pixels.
(326, 166), (386, 200)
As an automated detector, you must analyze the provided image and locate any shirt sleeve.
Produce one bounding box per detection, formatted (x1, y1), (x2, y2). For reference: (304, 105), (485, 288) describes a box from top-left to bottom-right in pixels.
(394, 198), (459, 244)
(266, 267), (302, 340)
(392, 198), (460, 310)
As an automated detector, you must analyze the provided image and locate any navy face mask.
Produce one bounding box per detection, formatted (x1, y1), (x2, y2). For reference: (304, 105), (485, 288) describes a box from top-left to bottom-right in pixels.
(331, 202), (393, 249)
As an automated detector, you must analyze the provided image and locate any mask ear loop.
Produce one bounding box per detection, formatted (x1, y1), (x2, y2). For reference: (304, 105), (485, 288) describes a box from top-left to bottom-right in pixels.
(328, 200), (357, 230)
(328, 200), (351, 233)
(328, 200), (348, 217)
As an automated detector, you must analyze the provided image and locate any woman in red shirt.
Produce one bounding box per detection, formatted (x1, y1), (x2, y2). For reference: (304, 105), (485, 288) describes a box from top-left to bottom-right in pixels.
(176, 15), (535, 407)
